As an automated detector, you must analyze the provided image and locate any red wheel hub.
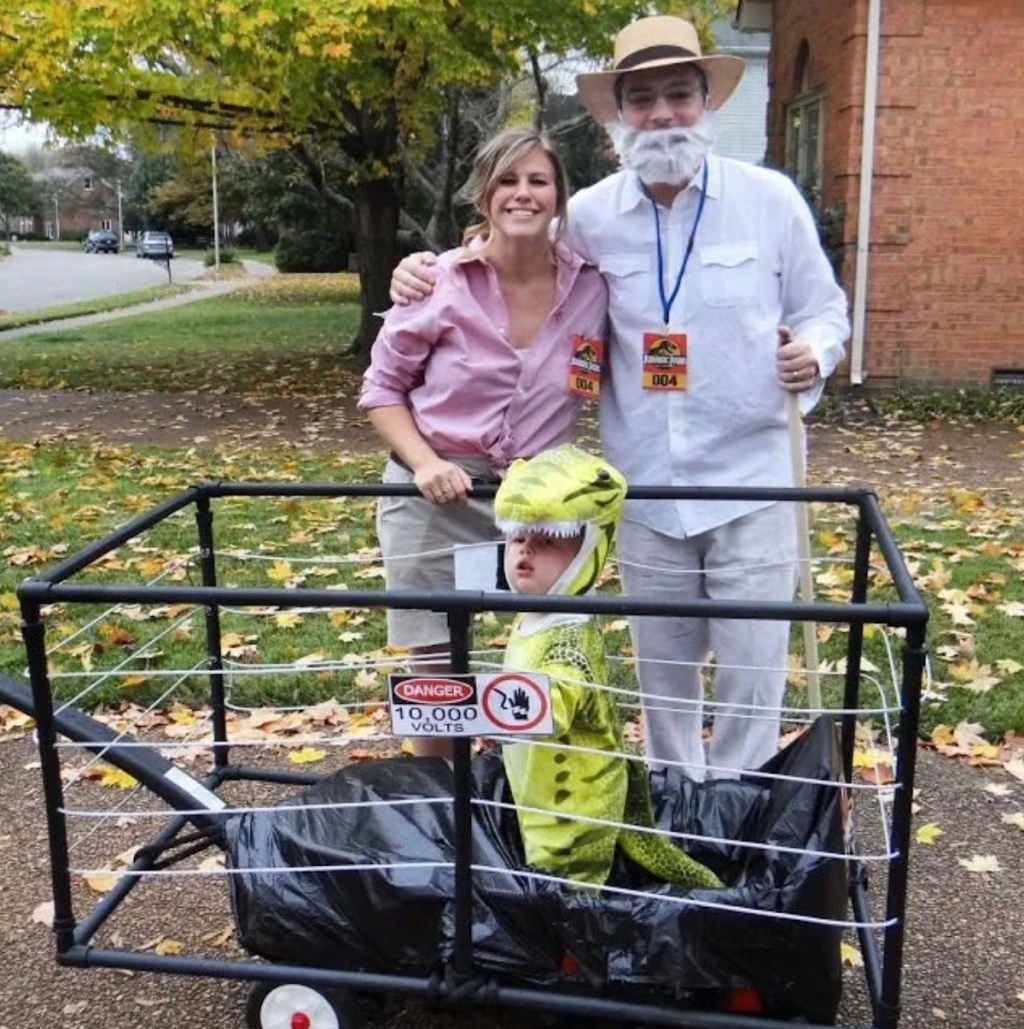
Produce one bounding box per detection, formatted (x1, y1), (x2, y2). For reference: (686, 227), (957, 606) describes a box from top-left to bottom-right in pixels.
(290, 1013), (312, 1029)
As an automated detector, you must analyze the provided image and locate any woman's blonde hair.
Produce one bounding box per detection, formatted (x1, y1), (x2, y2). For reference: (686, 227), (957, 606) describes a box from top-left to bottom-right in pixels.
(462, 127), (569, 248)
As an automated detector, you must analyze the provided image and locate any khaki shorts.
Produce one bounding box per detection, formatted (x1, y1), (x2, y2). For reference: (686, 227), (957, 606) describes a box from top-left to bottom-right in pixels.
(376, 458), (501, 648)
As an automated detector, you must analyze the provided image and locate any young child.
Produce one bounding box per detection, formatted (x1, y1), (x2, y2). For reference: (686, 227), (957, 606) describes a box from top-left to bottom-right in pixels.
(494, 444), (722, 890)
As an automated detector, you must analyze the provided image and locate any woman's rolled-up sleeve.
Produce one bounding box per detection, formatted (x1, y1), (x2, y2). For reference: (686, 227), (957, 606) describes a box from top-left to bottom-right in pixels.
(357, 281), (448, 411)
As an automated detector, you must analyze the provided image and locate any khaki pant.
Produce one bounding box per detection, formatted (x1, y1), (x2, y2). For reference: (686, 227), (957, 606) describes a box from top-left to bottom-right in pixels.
(617, 502), (798, 781)
(376, 458), (501, 649)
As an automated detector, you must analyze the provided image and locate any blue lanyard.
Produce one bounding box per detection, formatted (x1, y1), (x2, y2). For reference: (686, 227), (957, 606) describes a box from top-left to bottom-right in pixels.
(644, 161), (708, 326)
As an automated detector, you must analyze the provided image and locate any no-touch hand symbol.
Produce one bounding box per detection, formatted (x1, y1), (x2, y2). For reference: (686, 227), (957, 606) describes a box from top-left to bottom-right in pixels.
(481, 674), (550, 733)
(498, 684), (531, 721)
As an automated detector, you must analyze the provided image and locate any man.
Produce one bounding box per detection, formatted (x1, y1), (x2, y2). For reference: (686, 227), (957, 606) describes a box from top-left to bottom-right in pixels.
(390, 16), (850, 781)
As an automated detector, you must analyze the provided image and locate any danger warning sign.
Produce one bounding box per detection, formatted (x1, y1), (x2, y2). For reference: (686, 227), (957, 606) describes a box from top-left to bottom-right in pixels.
(388, 673), (552, 737)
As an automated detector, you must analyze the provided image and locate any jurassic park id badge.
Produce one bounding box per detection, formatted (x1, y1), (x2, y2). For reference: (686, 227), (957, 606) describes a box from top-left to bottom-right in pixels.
(642, 331), (687, 390)
(568, 334), (603, 399)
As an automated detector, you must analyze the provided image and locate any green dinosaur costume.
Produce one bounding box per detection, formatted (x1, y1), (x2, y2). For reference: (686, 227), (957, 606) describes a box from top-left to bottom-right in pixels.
(495, 444), (723, 890)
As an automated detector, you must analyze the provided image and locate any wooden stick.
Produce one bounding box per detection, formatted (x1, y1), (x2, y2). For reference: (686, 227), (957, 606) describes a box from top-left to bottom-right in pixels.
(786, 391), (822, 711)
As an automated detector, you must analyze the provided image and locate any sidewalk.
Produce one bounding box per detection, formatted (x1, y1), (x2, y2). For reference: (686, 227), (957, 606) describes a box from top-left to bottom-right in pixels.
(0, 260), (274, 342)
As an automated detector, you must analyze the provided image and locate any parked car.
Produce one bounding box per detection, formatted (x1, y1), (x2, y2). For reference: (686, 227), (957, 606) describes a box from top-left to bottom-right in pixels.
(135, 231), (174, 259)
(83, 230), (119, 254)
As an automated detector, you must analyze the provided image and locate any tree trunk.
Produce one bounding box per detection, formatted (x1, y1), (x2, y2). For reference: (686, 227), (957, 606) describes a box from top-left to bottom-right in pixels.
(353, 176), (401, 361)
(425, 89), (462, 251)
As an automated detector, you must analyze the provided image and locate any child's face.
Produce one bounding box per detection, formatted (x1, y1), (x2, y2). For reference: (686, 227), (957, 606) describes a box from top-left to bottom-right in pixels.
(504, 531), (583, 595)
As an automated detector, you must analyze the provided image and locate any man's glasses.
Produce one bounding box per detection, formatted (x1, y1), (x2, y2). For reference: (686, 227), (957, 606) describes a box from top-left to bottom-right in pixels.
(620, 83), (705, 110)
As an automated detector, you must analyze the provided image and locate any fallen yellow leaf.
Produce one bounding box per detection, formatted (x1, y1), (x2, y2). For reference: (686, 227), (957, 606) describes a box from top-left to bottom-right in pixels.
(154, 938), (185, 956)
(267, 560), (293, 583)
(352, 565), (386, 579)
(100, 768), (139, 790)
(84, 869), (122, 894)
(853, 747), (892, 767)
(1000, 812), (1024, 832)
(167, 704), (197, 725)
(957, 854), (1002, 874)
(288, 747), (327, 765)
(948, 488), (985, 513)
(915, 822), (944, 845)
(354, 669), (379, 691)
(840, 941), (863, 968)
(294, 651), (326, 667)
(200, 925), (235, 948)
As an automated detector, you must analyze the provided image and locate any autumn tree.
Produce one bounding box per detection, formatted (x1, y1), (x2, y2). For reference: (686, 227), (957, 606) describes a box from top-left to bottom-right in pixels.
(0, 150), (42, 237)
(0, 0), (735, 354)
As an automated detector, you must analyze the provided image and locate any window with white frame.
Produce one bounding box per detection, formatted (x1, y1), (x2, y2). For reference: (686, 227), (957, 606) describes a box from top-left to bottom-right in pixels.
(84, 176), (93, 190)
(21, 217), (34, 234)
(785, 90), (824, 198)
(101, 218), (112, 230)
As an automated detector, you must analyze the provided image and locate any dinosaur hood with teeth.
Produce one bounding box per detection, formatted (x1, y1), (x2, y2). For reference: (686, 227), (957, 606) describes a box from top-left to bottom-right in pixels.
(494, 444), (627, 597)
(495, 444), (723, 890)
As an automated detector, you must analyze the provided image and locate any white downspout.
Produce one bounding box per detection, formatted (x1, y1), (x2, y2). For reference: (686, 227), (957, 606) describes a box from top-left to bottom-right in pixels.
(850, 0), (882, 384)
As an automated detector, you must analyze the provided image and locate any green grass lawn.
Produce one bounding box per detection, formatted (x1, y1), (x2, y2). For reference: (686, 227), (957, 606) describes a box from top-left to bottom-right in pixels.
(0, 275), (364, 395)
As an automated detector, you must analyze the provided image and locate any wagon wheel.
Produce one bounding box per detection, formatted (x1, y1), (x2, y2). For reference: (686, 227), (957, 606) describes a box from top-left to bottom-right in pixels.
(245, 981), (363, 1029)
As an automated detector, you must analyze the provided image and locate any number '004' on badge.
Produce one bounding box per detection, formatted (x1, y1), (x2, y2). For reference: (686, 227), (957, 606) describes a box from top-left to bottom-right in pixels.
(388, 673), (553, 737)
(642, 331), (687, 390)
(568, 334), (603, 399)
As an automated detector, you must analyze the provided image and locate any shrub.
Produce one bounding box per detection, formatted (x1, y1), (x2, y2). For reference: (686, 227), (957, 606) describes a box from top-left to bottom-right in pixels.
(814, 385), (1024, 426)
(203, 248), (239, 267)
(275, 229), (350, 273)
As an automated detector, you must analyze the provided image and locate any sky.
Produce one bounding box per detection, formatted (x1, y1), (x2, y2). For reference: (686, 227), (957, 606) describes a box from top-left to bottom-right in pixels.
(0, 115), (50, 154)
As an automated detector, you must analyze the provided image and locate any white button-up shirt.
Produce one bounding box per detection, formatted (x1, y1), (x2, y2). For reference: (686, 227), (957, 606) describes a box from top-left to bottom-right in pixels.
(565, 154), (850, 538)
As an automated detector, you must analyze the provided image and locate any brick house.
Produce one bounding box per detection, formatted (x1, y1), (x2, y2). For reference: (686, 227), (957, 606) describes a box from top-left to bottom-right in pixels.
(31, 166), (121, 242)
(738, 0), (1024, 389)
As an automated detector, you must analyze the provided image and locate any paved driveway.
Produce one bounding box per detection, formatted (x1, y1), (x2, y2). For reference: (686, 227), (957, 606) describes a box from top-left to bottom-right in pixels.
(0, 244), (206, 313)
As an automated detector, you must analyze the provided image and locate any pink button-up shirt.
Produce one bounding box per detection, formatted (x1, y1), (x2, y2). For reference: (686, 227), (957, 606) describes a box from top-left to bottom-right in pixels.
(358, 242), (608, 473)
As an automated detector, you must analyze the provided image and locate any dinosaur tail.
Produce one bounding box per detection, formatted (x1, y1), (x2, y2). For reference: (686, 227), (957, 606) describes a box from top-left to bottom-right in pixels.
(619, 762), (724, 890)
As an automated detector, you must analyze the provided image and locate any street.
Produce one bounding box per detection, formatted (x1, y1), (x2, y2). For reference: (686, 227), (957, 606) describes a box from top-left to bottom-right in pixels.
(0, 244), (206, 313)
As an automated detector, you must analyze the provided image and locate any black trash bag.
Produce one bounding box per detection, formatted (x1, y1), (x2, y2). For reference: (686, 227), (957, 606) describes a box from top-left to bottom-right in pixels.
(225, 715), (847, 1023)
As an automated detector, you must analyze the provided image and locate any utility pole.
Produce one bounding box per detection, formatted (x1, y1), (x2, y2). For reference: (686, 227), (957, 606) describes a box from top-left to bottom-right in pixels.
(116, 178), (124, 251)
(52, 192), (59, 240)
(211, 138), (220, 274)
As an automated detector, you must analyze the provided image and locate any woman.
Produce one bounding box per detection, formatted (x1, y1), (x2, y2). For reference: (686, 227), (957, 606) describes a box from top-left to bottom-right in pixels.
(358, 127), (608, 757)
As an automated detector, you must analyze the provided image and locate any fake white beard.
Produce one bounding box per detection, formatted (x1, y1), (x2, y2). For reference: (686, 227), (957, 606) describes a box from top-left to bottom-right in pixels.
(605, 116), (717, 188)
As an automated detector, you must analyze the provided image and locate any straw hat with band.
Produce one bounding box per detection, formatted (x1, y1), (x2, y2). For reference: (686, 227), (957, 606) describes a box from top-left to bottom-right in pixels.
(576, 16), (745, 124)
